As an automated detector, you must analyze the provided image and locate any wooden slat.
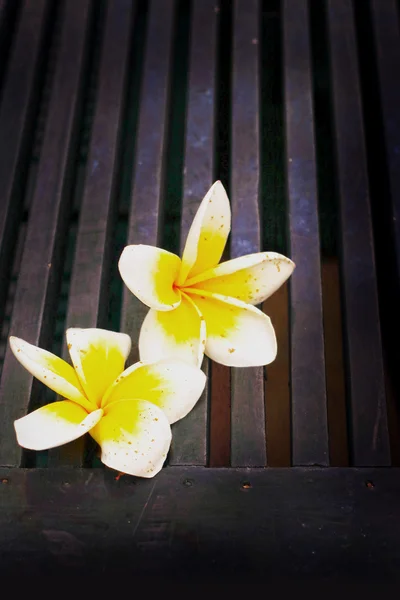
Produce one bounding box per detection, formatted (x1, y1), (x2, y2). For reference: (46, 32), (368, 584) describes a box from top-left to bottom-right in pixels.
(230, 0), (266, 467)
(370, 0), (400, 280)
(322, 259), (348, 466)
(327, 0), (390, 466)
(169, 0), (218, 465)
(120, 0), (175, 364)
(49, 0), (133, 467)
(283, 0), (329, 466)
(263, 284), (291, 467)
(1, 467), (400, 581)
(0, 0), (91, 467)
(0, 0), (50, 327)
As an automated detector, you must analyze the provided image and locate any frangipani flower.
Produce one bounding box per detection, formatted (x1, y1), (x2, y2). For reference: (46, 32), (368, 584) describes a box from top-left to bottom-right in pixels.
(10, 328), (206, 477)
(119, 181), (295, 368)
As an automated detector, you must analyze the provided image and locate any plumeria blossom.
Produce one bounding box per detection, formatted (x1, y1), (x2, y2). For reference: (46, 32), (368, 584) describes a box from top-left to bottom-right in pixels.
(10, 328), (206, 477)
(119, 181), (295, 368)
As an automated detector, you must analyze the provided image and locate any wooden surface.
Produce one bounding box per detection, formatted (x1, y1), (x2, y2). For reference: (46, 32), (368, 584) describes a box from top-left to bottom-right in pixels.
(230, 0), (266, 468)
(0, 0), (50, 327)
(49, 0), (133, 467)
(1, 466), (400, 581)
(283, 0), (329, 466)
(327, 0), (390, 466)
(169, 0), (218, 466)
(120, 0), (175, 364)
(371, 0), (400, 282)
(0, 0), (91, 467)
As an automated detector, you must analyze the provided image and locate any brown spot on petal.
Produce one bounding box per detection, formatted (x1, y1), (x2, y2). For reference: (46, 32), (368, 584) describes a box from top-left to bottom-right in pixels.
(228, 348), (236, 354)
(67, 343), (72, 350)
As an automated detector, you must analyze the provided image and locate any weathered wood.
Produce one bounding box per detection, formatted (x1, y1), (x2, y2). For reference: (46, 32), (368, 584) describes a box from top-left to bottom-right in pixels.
(169, 0), (218, 466)
(370, 0), (400, 281)
(283, 0), (329, 466)
(327, 0), (390, 466)
(49, 0), (133, 467)
(263, 284), (291, 467)
(0, 0), (92, 467)
(120, 0), (175, 364)
(322, 259), (348, 466)
(1, 466), (400, 581)
(230, 0), (266, 468)
(209, 362), (231, 467)
(0, 0), (50, 328)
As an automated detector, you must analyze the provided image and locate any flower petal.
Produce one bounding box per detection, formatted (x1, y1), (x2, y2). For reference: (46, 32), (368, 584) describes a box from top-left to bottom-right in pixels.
(177, 181), (231, 285)
(186, 252), (295, 305)
(186, 290), (277, 367)
(14, 401), (103, 450)
(103, 360), (207, 424)
(119, 245), (182, 310)
(66, 328), (131, 407)
(139, 294), (206, 368)
(90, 399), (171, 478)
(9, 336), (92, 412)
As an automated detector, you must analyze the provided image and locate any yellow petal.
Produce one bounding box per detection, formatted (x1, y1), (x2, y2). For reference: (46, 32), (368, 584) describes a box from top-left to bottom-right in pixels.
(186, 290), (277, 367)
(9, 336), (93, 412)
(66, 328), (131, 407)
(102, 360), (207, 424)
(90, 399), (171, 478)
(177, 181), (231, 285)
(119, 245), (182, 310)
(186, 252), (295, 305)
(14, 401), (103, 450)
(139, 294), (206, 368)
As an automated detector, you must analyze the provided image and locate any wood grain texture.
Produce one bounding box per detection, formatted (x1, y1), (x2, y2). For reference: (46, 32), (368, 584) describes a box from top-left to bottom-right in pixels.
(263, 283), (290, 467)
(283, 0), (329, 466)
(120, 0), (175, 365)
(169, 0), (218, 466)
(322, 259), (348, 466)
(327, 0), (390, 466)
(230, 0), (266, 468)
(49, 0), (133, 467)
(370, 0), (400, 282)
(0, 0), (50, 327)
(0, 0), (92, 467)
(0, 466), (400, 581)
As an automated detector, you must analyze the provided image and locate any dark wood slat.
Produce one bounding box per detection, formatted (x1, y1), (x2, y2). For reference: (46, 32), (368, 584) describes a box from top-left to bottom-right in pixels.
(327, 0), (390, 466)
(169, 0), (218, 466)
(370, 0), (400, 279)
(120, 0), (175, 364)
(1, 466), (400, 581)
(49, 0), (133, 468)
(0, 0), (50, 327)
(322, 259), (348, 466)
(283, 0), (329, 466)
(0, 0), (91, 467)
(230, 0), (266, 468)
(263, 284), (291, 467)
(209, 362), (231, 467)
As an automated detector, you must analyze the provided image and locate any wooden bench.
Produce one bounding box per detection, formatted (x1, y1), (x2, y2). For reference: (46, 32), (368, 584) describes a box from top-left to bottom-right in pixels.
(1, 0), (400, 581)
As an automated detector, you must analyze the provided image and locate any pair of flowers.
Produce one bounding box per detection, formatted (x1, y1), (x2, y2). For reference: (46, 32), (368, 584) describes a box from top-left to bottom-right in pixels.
(11, 182), (294, 477)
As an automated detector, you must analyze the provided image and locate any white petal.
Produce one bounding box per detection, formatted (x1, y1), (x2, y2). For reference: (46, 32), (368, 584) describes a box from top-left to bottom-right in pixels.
(66, 328), (131, 407)
(119, 245), (181, 310)
(14, 402), (103, 450)
(185, 251), (295, 305)
(90, 399), (171, 478)
(178, 181), (231, 284)
(139, 294), (206, 368)
(103, 359), (207, 424)
(187, 290), (277, 367)
(9, 336), (92, 411)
